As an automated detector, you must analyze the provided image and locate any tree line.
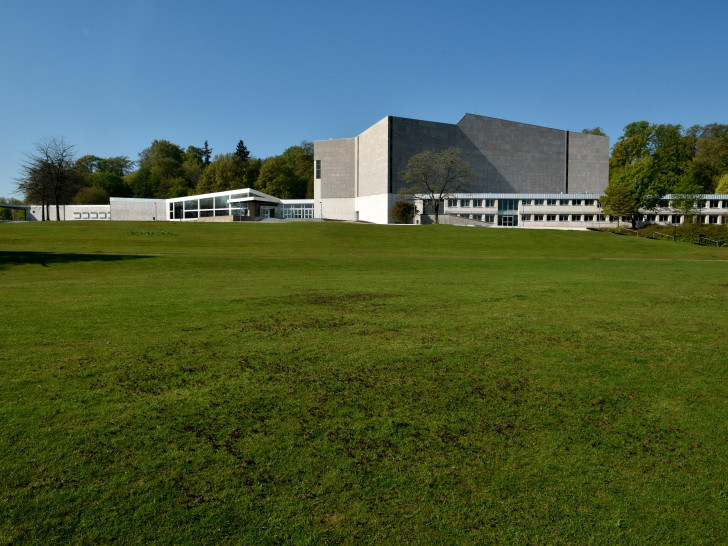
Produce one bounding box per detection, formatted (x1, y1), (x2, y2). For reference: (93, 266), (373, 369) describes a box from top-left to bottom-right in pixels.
(14, 137), (313, 219)
(599, 122), (728, 227)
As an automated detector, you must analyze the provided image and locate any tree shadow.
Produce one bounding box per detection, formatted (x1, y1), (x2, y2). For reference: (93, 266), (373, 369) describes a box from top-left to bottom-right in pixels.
(0, 251), (153, 270)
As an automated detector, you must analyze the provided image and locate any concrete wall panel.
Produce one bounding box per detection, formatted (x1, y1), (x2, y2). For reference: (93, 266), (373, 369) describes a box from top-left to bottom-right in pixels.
(314, 138), (356, 199)
(320, 197), (356, 221)
(357, 117), (391, 197)
(110, 198), (167, 221)
(355, 193), (396, 224)
(457, 114), (567, 193)
(567, 131), (609, 193)
(390, 117), (460, 195)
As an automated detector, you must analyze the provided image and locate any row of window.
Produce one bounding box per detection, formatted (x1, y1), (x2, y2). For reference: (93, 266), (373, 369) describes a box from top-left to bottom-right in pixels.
(458, 214), (495, 222)
(449, 199), (495, 208)
(448, 198), (727, 210)
(281, 203), (314, 219)
(73, 212), (109, 219)
(281, 207), (314, 219)
(522, 214), (607, 222)
(447, 198), (600, 208)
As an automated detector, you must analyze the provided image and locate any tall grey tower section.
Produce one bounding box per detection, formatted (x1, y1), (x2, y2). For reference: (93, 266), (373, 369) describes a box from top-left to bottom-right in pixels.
(314, 114), (609, 223)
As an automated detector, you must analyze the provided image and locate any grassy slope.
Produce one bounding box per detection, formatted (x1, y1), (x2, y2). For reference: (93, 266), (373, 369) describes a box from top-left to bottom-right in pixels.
(1, 222), (727, 543)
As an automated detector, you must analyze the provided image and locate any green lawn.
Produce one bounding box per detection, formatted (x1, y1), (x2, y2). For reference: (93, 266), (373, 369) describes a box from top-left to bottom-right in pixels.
(1, 222), (727, 543)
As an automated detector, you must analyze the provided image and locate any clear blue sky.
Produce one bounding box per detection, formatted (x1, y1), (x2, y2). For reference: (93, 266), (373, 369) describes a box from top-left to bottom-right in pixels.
(2, 0), (727, 199)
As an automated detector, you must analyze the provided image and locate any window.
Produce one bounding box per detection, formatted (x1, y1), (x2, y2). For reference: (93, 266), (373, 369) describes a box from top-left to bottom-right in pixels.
(547, 199), (557, 206)
(82, 212), (89, 219)
(99, 212), (106, 219)
(547, 215), (556, 221)
(485, 199), (495, 207)
(559, 214), (569, 221)
(534, 199), (544, 205)
(534, 214), (544, 221)
(448, 199), (458, 208)
(522, 214), (531, 221)
(498, 199), (518, 211)
(484, 214), (494, 223)
(659, 214), (669, 222)
(460, 199), (470, 207)
(709, 215), (719, 224)
(473, 214), (482, 221)
(522, 199), (530, 205)
(571, 214), (581, 221)
(598, 214), (606, 221)
(315, 160), (321, 179)
(199, 197), (213, 210)
(472, 199), (482, 207)
(672, 215), (681, 224)
(73, 212), (81, 219)
(572, 199), (582, 206)
(91, 212), (98, 219)
(584, 199), (594, 206)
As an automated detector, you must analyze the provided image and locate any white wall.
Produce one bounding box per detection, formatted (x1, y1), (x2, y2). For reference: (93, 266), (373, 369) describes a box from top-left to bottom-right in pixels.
(355, 193), (395, 224)
(318, 197), (357, 221)
(28, 204), (111, 221)
(110, 198), (167, 221)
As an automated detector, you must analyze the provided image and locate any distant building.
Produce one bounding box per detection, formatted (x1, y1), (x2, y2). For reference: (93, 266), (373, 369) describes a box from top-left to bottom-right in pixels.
(25, 188), (316, 222)
(16, 114), (728, 228)
(314, 114), (610, 223)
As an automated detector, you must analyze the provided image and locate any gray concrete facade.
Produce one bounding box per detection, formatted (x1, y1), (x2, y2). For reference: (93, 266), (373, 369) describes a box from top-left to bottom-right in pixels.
(314, 113), (609, 223)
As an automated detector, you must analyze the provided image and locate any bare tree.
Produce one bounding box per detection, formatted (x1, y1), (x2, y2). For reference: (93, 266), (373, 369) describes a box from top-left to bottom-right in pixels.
(399, 147), (473, 224)
(17, 137), (77, 220)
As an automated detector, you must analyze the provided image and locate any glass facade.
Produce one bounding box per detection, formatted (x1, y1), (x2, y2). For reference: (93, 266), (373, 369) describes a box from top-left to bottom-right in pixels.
(281, 203), (314, 219)
(167, 191), (269, 220)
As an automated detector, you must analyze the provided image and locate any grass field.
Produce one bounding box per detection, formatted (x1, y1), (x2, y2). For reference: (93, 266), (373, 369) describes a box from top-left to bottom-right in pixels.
(1, 221), (727, 543)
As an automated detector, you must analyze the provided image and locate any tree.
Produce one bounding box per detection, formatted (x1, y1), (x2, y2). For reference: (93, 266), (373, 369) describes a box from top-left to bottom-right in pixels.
(392, 201), (415, 224)
(0, 197), (24, 221)
(17, 137), (78, 221)
(256, 155), (299, 198)
(202, 141), (212, 167)
(582, 127), (606, 136)
(692, 124), (728, 191)
(133, 140), (194, 198)
(399, 147), (473, 224)
(98, 156), (134, 177)
(255, 143), (313, 199)
(72, 186), (110, 205)
(599, 184), (639, 229)
(74, 155), (132, 200)
(235, 140), (251, 162)
(196, 153), (251, 194)
(608, 121), (695, 226)
(715, 173), (728, 194)
(670, 179), (704, 228)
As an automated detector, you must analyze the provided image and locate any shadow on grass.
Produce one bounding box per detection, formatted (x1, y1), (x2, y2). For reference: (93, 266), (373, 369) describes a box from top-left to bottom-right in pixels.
(0, 251), (153, 270)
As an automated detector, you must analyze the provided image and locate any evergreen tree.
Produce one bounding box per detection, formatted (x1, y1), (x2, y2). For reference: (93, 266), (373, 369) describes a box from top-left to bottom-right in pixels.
(235, 140), (250, 162)
(202, 141), (212, 167)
